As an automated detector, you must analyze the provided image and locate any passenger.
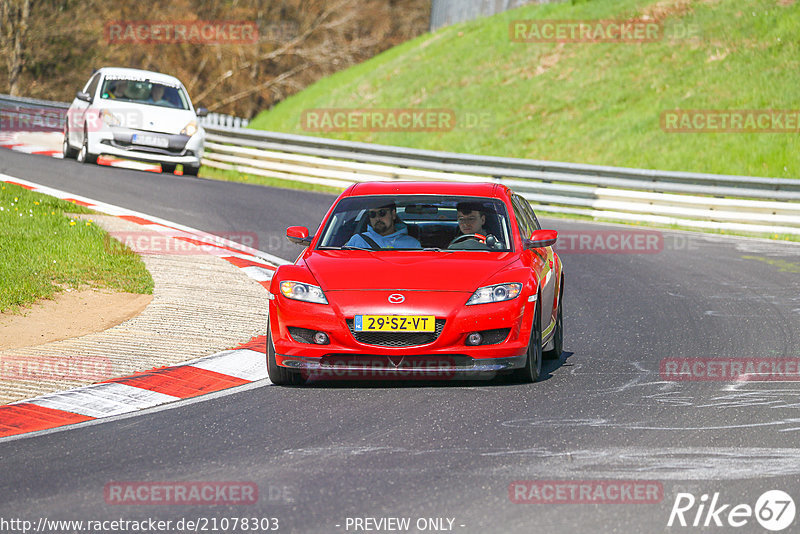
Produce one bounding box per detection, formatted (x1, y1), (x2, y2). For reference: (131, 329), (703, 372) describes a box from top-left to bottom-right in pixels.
(149, 84), (172, 106)
(345, 202), (421, 249)
(108, 80), (128, 99)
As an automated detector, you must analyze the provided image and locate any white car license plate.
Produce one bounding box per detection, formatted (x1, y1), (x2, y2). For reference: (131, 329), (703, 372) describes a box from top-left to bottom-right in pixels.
(131, 134), (169, 148)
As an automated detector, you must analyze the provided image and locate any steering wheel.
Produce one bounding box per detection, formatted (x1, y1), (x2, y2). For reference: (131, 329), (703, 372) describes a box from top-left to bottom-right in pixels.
(447, 233), (487, 246)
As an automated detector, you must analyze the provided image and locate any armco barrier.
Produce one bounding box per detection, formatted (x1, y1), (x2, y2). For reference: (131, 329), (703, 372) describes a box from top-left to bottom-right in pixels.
(2, 93), (799, 235)
(201, 126), (800, 236)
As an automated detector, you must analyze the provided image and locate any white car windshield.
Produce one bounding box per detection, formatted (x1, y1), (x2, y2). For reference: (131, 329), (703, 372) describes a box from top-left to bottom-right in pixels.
(316, 195), (514, 251)
(100, 78), (190, 110)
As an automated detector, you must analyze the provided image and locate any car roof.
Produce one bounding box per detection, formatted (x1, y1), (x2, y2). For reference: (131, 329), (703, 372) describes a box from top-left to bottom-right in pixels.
(346, 181), (506, 198)
(94, 67), (184, 86)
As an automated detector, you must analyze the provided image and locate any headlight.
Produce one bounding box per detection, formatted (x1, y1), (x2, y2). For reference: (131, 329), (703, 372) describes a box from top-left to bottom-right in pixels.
(279, 281), (328, 304)
(101, 109), (121, 127)
(181, 120), (198, 136)
(466, 283), (522, 305)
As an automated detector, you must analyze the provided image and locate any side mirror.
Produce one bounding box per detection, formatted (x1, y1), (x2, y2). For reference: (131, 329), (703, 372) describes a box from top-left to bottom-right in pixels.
(287, 226), (312, 246)
(196, 107), (209, 117)
(524, 229), (558, 249)
(76, 91), (92, 103)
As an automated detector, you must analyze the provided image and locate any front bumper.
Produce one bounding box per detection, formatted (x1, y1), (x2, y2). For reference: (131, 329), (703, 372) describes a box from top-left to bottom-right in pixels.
(269, 289), (535, 378)
(279, 353), (526, 377)
(87, 127), (203, 166)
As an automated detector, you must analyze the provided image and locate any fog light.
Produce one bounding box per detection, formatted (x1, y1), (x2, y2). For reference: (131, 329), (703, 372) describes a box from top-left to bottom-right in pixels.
(313, 331), (330, 345)
(466, 332), (483, 346)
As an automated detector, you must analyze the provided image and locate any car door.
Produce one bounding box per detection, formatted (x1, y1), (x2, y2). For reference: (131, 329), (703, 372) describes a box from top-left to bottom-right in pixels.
(511, 193), (556, 335)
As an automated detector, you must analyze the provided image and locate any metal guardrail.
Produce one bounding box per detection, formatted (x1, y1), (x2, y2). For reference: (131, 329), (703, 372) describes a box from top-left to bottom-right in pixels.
(199, 112), (249, 128)
(2, 93), (798, 235)
(202, 125), (800, 236)
(0, 94), (70, 132)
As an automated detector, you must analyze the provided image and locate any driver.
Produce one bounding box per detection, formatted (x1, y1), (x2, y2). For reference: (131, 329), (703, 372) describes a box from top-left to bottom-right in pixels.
(456, 201), (487, 238)
(345, 202), (421, 249)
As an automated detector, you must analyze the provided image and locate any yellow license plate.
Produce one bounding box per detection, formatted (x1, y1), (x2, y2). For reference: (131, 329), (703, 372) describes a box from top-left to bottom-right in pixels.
(354, 315), (435, 332)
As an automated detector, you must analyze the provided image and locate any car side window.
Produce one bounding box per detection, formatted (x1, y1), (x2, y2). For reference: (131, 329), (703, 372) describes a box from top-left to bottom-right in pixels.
(84, 74), (101, 101)
(511, 195), (534, 239)
(518, 195), (541, 231)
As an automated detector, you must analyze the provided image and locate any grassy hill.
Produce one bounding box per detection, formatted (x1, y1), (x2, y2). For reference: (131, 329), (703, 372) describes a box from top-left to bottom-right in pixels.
(249, 0), (800, 179)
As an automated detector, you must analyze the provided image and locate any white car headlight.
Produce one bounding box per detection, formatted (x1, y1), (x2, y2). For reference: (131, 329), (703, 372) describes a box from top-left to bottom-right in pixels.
(279, 281), (328, 304)
(466, 283), (522, 305)
(181, 120), (198, 136)
(100, 109), (121, 127)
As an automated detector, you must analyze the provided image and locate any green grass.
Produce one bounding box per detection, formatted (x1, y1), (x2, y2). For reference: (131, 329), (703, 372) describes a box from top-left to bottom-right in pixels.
(248, 0), (800, 179)
(0, 183), (154, 313)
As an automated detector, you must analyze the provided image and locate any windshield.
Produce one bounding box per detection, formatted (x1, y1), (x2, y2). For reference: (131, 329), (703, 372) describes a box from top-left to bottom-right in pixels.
(316, 195), (513, 251)
(99, 77), (191, 110)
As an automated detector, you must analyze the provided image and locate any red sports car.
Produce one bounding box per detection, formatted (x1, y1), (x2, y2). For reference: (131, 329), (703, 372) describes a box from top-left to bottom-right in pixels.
(266, 181), (563, 385)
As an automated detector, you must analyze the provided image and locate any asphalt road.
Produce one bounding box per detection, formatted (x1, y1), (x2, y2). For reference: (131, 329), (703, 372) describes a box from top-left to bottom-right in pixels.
(2, 150), (800, 533)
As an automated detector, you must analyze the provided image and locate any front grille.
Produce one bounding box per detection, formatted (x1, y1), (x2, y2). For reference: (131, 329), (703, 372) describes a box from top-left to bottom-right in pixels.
(346, 319), (445, 347)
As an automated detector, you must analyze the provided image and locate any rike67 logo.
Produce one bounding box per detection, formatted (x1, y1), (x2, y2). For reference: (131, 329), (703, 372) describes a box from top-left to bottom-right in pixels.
(668, 490), (796, 531)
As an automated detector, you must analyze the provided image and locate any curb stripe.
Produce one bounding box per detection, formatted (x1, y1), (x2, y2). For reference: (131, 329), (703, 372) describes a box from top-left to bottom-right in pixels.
(111, 366), (251, 399)
(189, 349), (268, 382)
(0, 404), (95, 437)
(234, 335), (267, 353)
(118, 215), (156, 225)
(0, 176), (288, 439)
(223, 256), (277, 270)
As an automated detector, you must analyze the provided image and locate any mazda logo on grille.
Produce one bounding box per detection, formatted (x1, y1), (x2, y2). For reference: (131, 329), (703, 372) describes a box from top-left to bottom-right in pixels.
(388, 293), (405, 304)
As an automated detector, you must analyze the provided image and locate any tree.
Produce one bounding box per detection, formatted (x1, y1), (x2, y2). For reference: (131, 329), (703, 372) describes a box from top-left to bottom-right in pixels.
(0, 0), (31, 96)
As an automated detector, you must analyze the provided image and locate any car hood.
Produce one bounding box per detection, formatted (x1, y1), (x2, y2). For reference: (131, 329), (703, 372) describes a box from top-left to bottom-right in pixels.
(304, 251), (517, 292)
(98, 100), (197, 134)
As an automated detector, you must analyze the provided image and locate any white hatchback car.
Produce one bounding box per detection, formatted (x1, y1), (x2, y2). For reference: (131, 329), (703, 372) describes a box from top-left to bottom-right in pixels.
(63, 67), (207, 175)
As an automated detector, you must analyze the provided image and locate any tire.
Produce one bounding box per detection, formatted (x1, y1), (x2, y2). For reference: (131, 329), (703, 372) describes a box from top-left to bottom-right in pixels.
(266, 328), (304, 386)
(62, 124), (78, 159)
(544, 281), (563, 360)
(183, 164), (200, 176)
(161, 163), (177, 174)
(76, 127), (96, 164)
(512, 297), (542, 383)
